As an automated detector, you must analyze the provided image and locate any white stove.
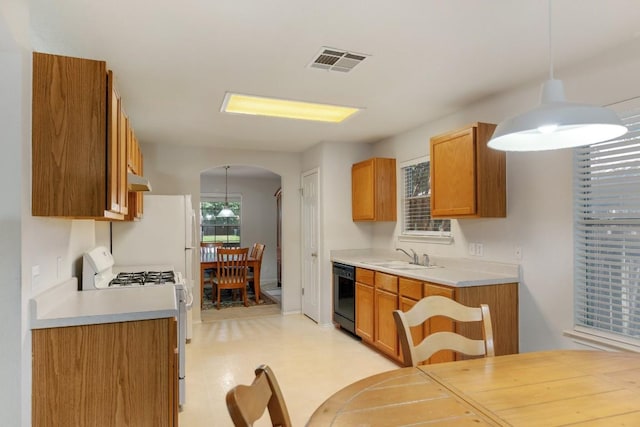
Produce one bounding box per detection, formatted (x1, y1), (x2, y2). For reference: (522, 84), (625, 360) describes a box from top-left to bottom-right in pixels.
(82, 246), (184, 289)
(82, 246), (191, 407)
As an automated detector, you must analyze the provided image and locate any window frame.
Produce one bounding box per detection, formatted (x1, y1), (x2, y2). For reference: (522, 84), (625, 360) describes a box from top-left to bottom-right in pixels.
(398, 157), (452, 244)
(200, 192), (242, 246)
(571, 102), (640, 351)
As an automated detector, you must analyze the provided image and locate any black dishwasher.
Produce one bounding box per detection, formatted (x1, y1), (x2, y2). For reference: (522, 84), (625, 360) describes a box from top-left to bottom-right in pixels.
(333, 263), (356, 335)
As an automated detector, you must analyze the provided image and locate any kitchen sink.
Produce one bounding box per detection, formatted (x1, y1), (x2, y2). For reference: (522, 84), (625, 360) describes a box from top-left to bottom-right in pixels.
(362, 260), (442, 270)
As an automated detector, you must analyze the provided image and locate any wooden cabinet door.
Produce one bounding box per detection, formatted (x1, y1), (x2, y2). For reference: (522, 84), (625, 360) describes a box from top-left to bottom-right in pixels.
(32, 52), (123, 219)
(118, 105), (128, 215)
(355, 282), (374, 343)
(33, 318), (175, 426)
(352, 159), (375, 220)
(375, 288), (399, 359)
(352, 158), (397, 221)
(424, 283), (456, 363)
(430, 127), (477, 217)
(430, 122), (504, 219)
(107, 71), (123, 214)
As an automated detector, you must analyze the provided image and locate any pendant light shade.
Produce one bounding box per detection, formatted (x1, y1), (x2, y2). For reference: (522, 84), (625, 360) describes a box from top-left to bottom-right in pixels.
(488, 1), (627, 152)
(488, 79), (628, 151)
(217, 166), (235, 218)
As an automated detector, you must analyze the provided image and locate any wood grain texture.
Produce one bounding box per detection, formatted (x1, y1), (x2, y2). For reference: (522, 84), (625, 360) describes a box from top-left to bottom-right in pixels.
(430, 122), (505, 218)
(32, 52), (107, 217)
(354, 269), (517, 366)
(455, 283), (519, 357)
(309, 351), (640, 426)
(374, 272), (400, 359)
(351, 158), (396, 221)
(351, 159), (375, 220)
(355, 267), (374, 286)
(107, 71), (124, 214)
(375, 271), (398, 293)
(355, 282), (375, 343)
(307, 368), (500, 426)
(32, 52), (129, 220)
(32, 318), (176, 427)
(431, 127), (476, 216)
(399, 277), (422, 300)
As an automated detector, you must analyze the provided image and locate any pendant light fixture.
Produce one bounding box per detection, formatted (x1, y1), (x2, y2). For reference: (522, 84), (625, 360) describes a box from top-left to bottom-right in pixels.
(217, 166), (235, 218)
(488, 0), (627, 152)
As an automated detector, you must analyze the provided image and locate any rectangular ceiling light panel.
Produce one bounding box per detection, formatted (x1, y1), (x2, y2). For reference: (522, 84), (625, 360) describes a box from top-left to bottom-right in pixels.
(221, 93), (360, 123)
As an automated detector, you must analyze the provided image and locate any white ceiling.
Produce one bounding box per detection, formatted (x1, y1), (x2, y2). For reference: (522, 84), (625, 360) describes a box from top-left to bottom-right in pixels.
(28, 0), (640, 153)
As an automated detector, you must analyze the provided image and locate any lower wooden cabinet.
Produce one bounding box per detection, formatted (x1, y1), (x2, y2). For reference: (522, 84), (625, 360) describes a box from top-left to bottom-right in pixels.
(374, 272), (400, 361)
(32, 317), (178, 427)
(354, 268), (518, 366)
(355, 282), (374, 343)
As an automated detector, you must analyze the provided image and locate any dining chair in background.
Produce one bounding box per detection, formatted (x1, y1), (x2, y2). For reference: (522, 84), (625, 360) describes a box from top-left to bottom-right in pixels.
(201, 242), (223, 297)
(248, 243), (265, 293)
(393, 295), (495, 367)
(226, 364), (292, 427)
(213, 247), (249, 309)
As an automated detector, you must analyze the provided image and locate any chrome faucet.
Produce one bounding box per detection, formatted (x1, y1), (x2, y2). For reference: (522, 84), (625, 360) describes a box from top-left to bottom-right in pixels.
(396, 248), (418, 264)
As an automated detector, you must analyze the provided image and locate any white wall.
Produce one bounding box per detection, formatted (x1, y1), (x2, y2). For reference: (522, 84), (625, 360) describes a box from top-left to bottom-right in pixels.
(1, 48), (24, 427)
(141, 143), (302, 321)
(369, 37), (640, 352)
(302, 141), (374, 326)
(200, 173), (281, 283)
(1, 8), (102, 425)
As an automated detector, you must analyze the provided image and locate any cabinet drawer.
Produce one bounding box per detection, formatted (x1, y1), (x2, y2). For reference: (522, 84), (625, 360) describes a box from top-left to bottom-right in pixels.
(375, 272), (398, 293)
(399, 277), (423, 300)
(424, 282), (455, 299)
(356, 268), (374, 286)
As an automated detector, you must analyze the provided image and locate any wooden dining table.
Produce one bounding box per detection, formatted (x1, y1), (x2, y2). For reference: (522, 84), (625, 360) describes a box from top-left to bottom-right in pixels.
(200, 252), (261, 308)
(307, 350), (640, 426)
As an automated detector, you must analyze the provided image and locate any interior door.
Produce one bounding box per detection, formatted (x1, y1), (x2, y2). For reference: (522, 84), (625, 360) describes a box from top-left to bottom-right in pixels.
(302, 169), (320, 322)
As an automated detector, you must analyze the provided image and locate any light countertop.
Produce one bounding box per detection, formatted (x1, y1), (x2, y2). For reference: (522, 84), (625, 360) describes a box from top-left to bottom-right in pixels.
(30, 277), (178, 329)
(331, 249), (520, 287)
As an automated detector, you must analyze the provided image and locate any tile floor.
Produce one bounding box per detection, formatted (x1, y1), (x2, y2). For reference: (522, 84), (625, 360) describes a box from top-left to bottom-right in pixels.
(179, 311), (397, 426)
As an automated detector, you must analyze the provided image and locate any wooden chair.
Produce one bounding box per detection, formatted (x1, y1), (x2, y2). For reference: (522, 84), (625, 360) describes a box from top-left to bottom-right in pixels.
(226, 364), (292, 427)
(248, 243), (265, 292)
(213, 247), (249, 309)
(393, 295), (495, 367)
(201, 242), (224, 294)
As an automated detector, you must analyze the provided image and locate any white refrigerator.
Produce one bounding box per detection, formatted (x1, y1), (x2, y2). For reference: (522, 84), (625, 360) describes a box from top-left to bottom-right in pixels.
(111, 194), (196, 340)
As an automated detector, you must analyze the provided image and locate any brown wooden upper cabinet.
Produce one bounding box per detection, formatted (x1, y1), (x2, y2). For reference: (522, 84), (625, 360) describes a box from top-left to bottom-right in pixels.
(352, 157), (397, 221)
(430, 122), (506, 218)
(126, 126), (144, 221)
(32, 52), (130, 220)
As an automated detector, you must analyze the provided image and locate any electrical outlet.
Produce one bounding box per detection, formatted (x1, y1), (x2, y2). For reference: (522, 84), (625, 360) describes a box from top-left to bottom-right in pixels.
(476, 243), (484, 257)
(468, 243), (477, 256)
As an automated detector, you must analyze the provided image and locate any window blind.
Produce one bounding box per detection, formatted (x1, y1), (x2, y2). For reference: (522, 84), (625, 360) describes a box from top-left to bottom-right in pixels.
(574, 108), (640, 340)
(402, 161), (450, 234)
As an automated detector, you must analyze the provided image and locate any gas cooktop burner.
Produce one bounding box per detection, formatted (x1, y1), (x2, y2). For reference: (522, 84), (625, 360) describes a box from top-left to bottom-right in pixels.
(109, 271), (176, 287)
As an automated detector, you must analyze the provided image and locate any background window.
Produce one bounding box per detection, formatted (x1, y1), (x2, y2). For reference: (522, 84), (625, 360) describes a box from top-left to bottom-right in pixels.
(200, 197), (241, 246)
(401, 159), (450, 236)
(573, 107), (640, 345)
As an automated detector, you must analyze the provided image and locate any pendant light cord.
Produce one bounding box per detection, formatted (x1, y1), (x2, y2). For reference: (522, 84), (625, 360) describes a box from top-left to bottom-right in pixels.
(224, 165), (229, 205)
(548, 0), (554, 80)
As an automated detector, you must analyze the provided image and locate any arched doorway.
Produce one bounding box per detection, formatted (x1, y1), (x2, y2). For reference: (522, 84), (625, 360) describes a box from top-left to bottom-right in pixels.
(198, 165), (282, 311)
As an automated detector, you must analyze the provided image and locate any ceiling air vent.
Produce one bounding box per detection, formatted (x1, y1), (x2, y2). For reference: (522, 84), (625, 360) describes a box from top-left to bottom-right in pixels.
(308, 47), (369, 73)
